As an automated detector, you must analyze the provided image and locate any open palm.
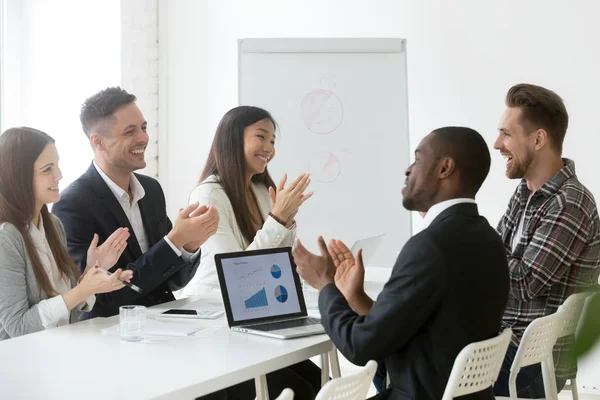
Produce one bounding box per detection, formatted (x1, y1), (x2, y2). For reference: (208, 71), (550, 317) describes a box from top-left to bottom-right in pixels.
(87, 228), (130, 270)
(328, 239), (365, 302)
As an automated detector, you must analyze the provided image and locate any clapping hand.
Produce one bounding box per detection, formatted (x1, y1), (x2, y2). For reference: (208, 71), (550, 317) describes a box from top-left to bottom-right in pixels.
(87, 228), (130, 270)
(292, 237), (335, 291)
(328, 239), (366, 303)
(269, 173), (313, 225)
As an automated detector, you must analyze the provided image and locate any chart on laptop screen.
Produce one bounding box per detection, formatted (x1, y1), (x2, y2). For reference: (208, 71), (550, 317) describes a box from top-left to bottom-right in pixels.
(221, 252), (302, 322)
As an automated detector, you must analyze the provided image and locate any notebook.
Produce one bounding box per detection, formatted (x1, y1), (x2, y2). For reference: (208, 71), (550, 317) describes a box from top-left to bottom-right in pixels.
(350, 233), (386, 265)
(215, 247), (325, 339)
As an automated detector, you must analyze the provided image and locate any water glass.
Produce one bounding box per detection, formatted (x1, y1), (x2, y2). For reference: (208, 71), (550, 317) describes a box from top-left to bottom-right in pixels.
(119, 305), (146, 342)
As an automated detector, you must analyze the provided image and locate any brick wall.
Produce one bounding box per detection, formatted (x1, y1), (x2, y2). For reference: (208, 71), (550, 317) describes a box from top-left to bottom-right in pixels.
(121, 0), (159, 178)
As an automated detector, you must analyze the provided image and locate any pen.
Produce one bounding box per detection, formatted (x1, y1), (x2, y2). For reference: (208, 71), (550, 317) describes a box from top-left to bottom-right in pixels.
(94, 266), (142, 294)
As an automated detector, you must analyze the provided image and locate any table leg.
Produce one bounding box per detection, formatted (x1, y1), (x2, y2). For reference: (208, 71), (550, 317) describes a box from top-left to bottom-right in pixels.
(320, 352), (330, 387)
(329, 347), (341, 379)
(255, 374), (269, 400)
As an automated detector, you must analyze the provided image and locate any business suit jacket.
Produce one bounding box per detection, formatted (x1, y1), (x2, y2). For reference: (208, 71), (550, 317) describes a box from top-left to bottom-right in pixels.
(53, 163), (200, 318)
(319, 203), (509, 400)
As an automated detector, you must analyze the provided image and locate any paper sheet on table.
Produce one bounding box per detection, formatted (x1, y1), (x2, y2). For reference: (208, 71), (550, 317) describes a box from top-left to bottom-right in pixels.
(185, 297), (225, 310)
(101, 319), (218, 337)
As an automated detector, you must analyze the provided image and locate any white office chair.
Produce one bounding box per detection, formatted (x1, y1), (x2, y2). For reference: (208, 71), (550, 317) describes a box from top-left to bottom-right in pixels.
(554, 292), (592, 400)
(315, 360), (377, 400)
(497, 312), (561, 400)
(275, 388), (295, 400)
(441, 329), (512, 400)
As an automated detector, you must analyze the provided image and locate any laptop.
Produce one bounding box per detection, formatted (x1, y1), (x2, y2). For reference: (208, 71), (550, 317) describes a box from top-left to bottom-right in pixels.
(350, 233), (386, 265)
(215, 247), (325, 339)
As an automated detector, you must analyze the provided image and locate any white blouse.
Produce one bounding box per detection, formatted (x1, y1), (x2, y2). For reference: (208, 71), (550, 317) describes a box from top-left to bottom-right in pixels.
(181, 175), (296, 296)
(30, 217), (95, 328)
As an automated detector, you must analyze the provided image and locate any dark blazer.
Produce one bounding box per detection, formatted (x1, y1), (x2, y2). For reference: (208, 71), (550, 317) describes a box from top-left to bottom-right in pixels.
(52, 163), (200, 319)
(319, 203), (509, 400)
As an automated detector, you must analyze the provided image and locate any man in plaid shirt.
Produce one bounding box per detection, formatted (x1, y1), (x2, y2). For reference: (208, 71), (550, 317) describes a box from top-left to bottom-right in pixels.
(493, 83), (600, 398)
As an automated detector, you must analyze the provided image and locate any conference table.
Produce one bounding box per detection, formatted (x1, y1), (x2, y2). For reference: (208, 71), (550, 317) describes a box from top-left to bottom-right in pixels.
(0, 293), (341, 400)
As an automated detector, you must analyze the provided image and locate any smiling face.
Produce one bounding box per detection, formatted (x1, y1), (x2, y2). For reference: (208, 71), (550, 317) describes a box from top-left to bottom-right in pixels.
(401, 133), (440, 212)
(91, 102), (149, 173)
(243, 118), (276, 176)
(494, 107), (536, 179)
(33, 143), (62, 209)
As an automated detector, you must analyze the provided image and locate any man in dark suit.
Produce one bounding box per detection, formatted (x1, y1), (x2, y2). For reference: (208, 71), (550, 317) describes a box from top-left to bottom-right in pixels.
(53, 87), (219, 319)
(293, 127), (510, 400)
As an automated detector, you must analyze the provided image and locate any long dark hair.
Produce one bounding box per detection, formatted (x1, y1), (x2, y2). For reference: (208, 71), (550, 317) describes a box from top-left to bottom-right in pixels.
(199, 106), (277, 243)
(0, 127), (80, 296)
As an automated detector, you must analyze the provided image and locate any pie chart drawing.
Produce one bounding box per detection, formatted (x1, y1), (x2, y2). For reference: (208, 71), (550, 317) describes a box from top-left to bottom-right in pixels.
(309, 152), (341, 183)
(271, 265), (282, 279)
(301, 90), (344, 134)
(274, 285), (288, 303)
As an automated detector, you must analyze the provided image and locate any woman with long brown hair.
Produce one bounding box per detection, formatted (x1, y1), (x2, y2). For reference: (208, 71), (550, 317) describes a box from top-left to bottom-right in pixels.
(182, 106), (312, 296)
(181, 107), (320, 400)
(0, 127), (133, 340)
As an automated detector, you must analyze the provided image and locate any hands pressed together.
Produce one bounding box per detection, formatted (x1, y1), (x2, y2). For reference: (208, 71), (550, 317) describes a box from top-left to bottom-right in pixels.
(269, 173), (313, 227)
(293, 236), (373, 314)
(168, 202), (220, 253)
(80, 227), (133, 295)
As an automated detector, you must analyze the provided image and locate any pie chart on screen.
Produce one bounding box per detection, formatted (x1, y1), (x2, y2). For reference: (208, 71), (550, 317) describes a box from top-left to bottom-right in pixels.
(271, 265), (282, 279)
(274, 285), (288, 303)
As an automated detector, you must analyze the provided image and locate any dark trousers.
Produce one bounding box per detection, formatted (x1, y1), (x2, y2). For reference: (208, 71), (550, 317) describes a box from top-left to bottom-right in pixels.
(493, 344), (567, 398)
(373, 361), (388, 393)
(198, 360), (322, 400)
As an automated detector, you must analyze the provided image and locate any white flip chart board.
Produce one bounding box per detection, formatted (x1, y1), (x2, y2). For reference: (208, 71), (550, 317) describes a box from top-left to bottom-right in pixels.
(239, 38), (411, 268)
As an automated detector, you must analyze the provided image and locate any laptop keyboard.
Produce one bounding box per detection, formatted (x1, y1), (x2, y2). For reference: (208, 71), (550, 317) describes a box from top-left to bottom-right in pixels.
(247, 317), (321, 332)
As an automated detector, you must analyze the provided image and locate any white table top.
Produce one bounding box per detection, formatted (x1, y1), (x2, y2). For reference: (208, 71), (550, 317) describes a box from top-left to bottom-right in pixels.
(0, 294), (333, 400)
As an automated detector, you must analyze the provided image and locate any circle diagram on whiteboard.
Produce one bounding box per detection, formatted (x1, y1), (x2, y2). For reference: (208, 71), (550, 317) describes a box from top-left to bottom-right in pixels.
(309, 152), (341, 183)
(274, 285), (288, 303)
(301, 90), (344, 134)
(270, 264), (282, 279)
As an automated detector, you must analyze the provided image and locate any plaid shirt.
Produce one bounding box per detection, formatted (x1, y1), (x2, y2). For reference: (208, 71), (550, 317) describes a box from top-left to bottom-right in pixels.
(497, 158), (600, 379)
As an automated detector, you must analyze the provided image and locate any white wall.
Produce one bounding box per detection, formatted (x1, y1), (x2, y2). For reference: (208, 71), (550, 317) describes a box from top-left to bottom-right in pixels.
(160, 0), (600, 233)
(2, 0), (27, 130)
(2, 0), (121, 189)
(2, 0), (160, 184)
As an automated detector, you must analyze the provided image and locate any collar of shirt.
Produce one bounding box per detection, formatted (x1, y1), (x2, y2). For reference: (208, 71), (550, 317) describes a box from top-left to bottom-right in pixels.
(28, 214), (46, 244)
(421, 198), (477, 229)
(28, 216), (71, 289)
(93, 161), (146, 205)
(516, 158), (576, 202)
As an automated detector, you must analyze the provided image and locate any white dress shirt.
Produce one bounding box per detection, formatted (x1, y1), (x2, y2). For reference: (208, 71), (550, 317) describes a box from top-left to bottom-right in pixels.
(421, 198), (477, 230)
(181, 175), (296, 296)
(32, 218), (95, 329)
(511, 193), (533, 253)
(93, 162), (193, 259)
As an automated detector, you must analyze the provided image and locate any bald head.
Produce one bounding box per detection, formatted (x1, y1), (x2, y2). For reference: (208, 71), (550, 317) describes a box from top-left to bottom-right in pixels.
(429, 127), (491, 197)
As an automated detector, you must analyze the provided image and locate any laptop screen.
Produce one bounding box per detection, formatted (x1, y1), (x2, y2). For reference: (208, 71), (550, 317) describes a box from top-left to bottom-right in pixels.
(215, 247), (307, 326)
